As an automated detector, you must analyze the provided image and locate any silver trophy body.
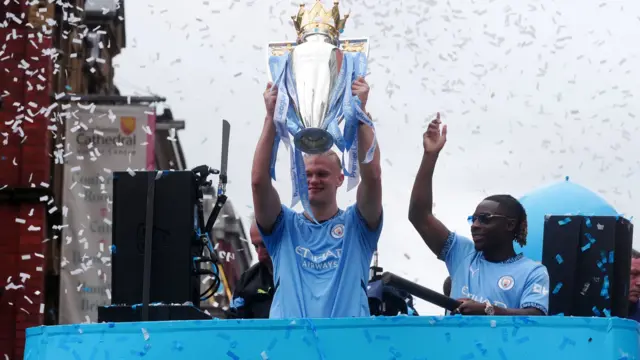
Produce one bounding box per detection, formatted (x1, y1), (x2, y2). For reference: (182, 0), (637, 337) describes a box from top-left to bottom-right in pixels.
(268, 35), (369, 154)
(290, 34), (342, 154)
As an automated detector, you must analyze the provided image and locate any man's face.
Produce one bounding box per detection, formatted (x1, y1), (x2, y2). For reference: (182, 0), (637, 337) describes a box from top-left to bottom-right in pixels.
(630, 258), (640, 303)
(470, 200), (516, 252)
(304, 154), (344, 207)
(250, 224), (269, 264)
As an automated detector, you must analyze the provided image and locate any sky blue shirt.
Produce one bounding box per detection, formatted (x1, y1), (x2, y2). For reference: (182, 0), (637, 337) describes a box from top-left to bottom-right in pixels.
(258, 205), (382, 318)
(441, 232), (550, 314)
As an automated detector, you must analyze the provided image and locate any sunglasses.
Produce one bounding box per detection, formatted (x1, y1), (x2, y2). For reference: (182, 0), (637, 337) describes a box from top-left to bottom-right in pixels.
(467, 214), (512, 225)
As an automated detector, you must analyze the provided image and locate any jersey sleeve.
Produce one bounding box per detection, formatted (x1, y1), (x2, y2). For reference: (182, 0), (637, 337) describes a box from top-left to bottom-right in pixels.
(519, 265), (550, 315)
(256, 205), (294, 257)
(438, 232), (476, 275)
(349, 205), (383, 254)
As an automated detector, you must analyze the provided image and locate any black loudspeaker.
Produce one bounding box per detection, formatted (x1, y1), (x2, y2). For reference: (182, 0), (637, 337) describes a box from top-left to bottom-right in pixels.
(111, 171), (200, 307)
(542, 216), (633, 317)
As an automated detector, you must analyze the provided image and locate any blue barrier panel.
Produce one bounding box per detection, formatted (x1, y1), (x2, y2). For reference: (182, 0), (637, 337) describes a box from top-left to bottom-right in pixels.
(25, 316), (639, 360)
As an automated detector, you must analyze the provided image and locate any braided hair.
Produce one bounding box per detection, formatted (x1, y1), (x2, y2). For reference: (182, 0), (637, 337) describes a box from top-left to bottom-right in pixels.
(484, 194), (528, 247)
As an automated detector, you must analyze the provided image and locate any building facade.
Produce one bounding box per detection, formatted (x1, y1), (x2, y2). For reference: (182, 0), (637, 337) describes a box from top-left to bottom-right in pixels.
(1, 1), (253, 357)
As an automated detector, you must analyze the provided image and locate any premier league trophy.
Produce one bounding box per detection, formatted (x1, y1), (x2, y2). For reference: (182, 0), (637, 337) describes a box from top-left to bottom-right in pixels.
(266, 0), (375, 221)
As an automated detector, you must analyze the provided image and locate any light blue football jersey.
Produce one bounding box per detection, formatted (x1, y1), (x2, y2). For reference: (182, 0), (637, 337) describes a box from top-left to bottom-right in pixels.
(258, 205), (382, 318)
(441, 232), (549, 314)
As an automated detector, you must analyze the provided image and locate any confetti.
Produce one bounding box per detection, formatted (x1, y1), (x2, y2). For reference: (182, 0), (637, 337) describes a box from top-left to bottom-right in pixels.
(141, 328), (150, 341)
(555, 254), (563, 264)
(552, 282), (563, 294)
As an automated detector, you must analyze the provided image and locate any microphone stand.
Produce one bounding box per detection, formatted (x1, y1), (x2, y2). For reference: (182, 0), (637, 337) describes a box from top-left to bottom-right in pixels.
(191, 120), (231, 303)
(380, 272), (460, 312)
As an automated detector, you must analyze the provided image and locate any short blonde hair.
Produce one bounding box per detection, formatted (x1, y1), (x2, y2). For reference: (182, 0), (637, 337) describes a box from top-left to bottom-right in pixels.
(303, 150), (342, 170)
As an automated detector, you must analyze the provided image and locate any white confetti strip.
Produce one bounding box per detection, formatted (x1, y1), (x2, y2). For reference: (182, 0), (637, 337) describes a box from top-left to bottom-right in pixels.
(141, 328), (150, 341)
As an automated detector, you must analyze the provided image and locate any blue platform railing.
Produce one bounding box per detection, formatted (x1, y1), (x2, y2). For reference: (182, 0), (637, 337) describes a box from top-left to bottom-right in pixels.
(24, 316), (639, 360)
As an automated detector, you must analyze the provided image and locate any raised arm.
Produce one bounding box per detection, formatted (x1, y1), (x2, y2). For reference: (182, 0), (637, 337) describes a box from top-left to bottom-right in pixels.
(408, 113), (451, 256)
(353, 77), (382, 229)
(251, 83), (282, 233)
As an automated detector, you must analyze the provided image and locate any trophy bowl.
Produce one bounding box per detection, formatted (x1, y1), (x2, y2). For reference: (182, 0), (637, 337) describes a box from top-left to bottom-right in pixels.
(289, 34), (344, 154)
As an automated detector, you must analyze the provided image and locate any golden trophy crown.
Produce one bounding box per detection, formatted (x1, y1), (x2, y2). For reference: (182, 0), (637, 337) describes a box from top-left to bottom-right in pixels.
(291, 1), (349, 43)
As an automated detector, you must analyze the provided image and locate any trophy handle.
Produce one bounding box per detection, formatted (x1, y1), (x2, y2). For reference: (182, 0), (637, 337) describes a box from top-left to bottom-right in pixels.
(266, 37), (370, 82)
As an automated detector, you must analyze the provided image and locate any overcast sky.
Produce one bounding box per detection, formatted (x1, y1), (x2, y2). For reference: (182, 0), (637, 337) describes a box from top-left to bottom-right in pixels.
(113, 0), (640, 314)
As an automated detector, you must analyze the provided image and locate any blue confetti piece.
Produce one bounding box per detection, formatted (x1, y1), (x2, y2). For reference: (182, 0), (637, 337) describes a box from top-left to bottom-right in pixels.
(267, 338), (278, 350)
(363, 329), (372, 344)
(609, 251), (614, 263)
(230, 341), (238, 349)
(516, 316), (537, 325)
(585, 217), (592, 228)
(217, 333), (230, 341)
(498, 348), (507, 360)
(581, 243), (591, 252)
(501, 328), (509, 342)
(107, 323), (115, 328)
(558, 336), (576, 350)
(558, 217), (572, 226)
(552, 282), (563, 294)
(445, 332), (451, 343)
(511, 326), (520, 337)
(284, 327), (292, 339)
(606, 320), (614, 333)
(389, 346), (402, 358)
(592, 306), (601, 316)
(475, 342), (488, 356)
(226, 350), (239, 360)
(460, 353), (475, 360)
(305, 319), (319, 337)
(603, 308), (611, 317)
(585, 233), (596, 244)
(302, 336), (312, 347)
(555, 312), (565, 316)
(601, 275), (610, 295)
(555, 254), (564, 264)
(71, 350), (82, 360)
(110, 245), (117, 254)
(172, 341), (183, 351)
(515, 336), (529, 344)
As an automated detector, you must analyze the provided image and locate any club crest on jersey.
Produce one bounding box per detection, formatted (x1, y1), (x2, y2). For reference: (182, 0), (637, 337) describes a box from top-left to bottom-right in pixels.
(498, 275), (515, 291)
(330, 224), (345, 239)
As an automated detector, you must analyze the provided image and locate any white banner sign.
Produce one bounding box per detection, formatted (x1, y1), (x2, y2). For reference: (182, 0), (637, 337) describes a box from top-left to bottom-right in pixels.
(58, 104), (155, 324)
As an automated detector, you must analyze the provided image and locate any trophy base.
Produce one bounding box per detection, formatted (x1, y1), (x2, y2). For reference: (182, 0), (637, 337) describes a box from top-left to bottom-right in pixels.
(294, 128), (334, 155)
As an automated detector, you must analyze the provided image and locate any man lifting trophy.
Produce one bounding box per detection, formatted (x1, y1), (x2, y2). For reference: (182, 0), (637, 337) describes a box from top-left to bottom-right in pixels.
(252, 0), (383, 318)
(265, 0), (375, 221)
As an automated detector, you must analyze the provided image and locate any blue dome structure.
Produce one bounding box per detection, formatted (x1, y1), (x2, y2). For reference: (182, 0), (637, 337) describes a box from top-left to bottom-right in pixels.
(516, 177), (618, 262)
